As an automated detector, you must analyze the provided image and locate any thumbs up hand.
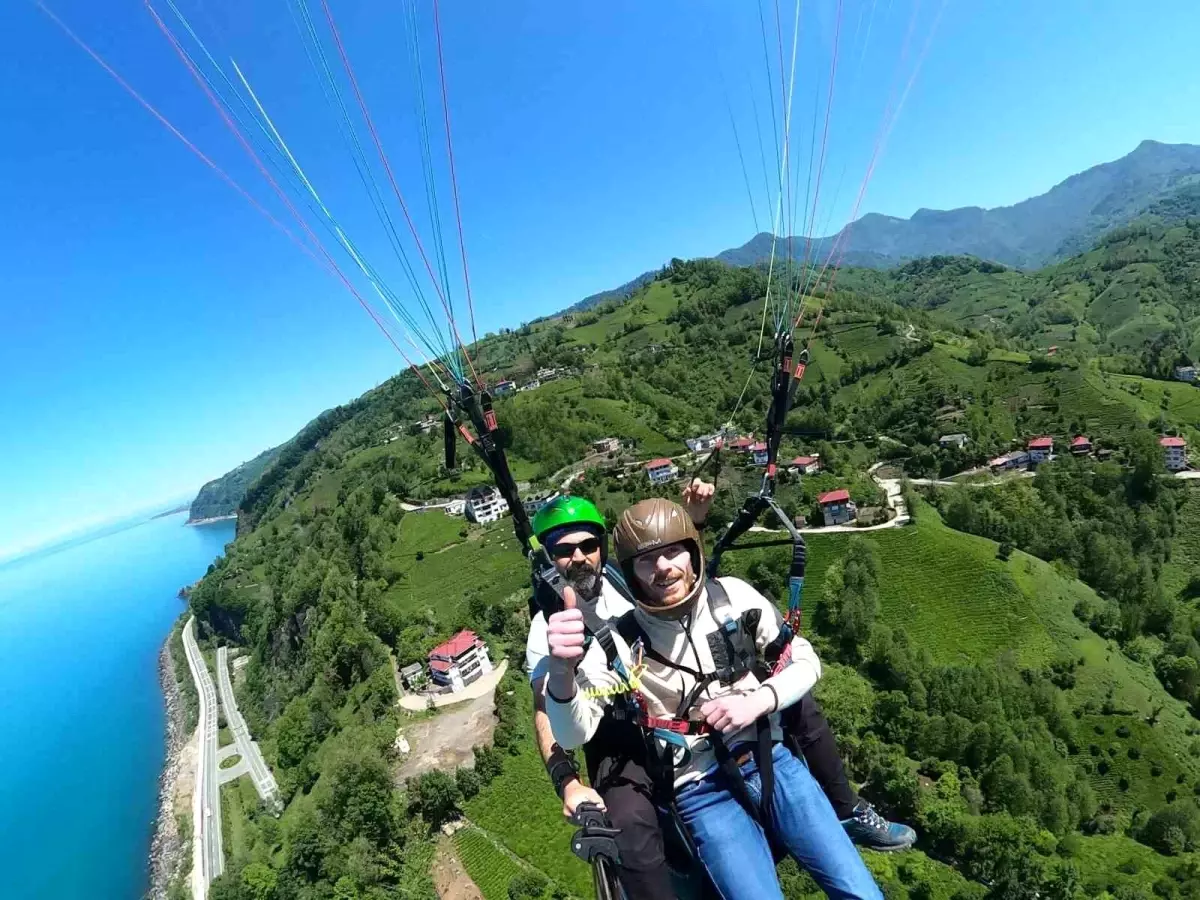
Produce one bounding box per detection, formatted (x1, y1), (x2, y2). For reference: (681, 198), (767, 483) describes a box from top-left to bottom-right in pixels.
(547, 586), (585, 672)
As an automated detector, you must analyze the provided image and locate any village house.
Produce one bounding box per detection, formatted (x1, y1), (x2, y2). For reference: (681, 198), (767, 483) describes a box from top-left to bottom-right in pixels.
(465, 485), (509, 524)
(789, 455), (821, 476)
(938, 433), (969, 450)
(645, 458), (679, 486)
(686, 434), (719, 453)
(410, 415), (439, 436)
(523, 492), (558, 518)
(400, 662), (427, 692)
(730, 437), (755, 454)
(536, 367), (562, 382)
(818, 489), (856, 527)
(750, 442), (769, 466)
(1162, 436), (1188, 472)
(444, 499), (466, 517)
(493, 379), (516, 397)
(1070, 436), (1092, 456)
(1174, 366), (1198, 383)
(593, 437), (620, 454)
(989, 450), (1030, 472)
(1027, 436), (1053, 464)
(428, 630), (493, 693)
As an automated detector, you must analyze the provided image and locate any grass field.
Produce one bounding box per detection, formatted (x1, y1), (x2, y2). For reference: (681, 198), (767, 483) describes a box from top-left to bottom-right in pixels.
(792, 502), (1056, 666)
(1078, 714), (1193, 814)
(453, 826), (532, 900)
(384, 518), (530, 627)
(1164, 482), (1200, 600)
(219, 777), (262, 866)
(463, 677), (592, 898)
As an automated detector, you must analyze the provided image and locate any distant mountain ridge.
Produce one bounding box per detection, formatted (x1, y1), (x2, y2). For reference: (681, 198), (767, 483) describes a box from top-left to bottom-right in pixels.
(187, 445), (283, 523)
(562, 140), (1200, 314)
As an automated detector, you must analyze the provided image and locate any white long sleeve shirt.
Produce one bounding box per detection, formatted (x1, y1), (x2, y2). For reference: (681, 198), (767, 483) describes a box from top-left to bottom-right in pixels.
(544, 576), (822, 787)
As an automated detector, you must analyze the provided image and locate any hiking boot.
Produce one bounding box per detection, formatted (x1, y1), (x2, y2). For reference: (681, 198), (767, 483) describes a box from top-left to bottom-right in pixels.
(840, 801), (916, 851)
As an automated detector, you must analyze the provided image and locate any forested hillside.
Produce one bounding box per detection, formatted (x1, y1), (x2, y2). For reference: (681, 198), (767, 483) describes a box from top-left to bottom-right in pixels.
(188, 445), (283, 523)
(185, 228), (1200, 900)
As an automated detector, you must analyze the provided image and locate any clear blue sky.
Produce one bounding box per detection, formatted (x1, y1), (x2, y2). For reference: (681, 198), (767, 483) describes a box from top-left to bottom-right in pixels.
(3, 0), (1200, 559)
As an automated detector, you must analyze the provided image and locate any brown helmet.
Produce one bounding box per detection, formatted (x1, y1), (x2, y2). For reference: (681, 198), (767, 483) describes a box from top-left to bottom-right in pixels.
(613, 498), (705, 614)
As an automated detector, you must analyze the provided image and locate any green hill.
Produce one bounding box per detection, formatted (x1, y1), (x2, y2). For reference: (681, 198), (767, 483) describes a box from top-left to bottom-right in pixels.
(187, 444), (282, 523)
(184, 241), (1200, 899)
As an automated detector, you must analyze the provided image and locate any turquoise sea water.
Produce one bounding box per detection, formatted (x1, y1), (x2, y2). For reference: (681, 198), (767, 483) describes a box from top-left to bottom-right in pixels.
(0, 512), (235, 899)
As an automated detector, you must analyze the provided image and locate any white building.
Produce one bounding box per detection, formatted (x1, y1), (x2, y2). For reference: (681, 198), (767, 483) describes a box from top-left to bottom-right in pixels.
(445, 499), (466, 517)
(523, 492), (559, 518)
(410, 415), (439, 436)
(537, 367), (562, 382)
(1174, 366), (1197, 383)
(939, 433), (969, 449)
(465, 486), (509, 524)
(593, 437), (620, 454)
(686, 435), (718, 453)
(645, 458), (679, 485)
(428, 630), (493, 693)
(989, 450), (1030, 471)
(1162, 436), (1188, 472)
(750, 442), (769, 466)
(494, 380), (516, 396)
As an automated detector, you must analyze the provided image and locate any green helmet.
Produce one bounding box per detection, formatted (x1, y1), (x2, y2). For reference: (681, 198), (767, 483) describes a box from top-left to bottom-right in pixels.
(532, 495), (606, 541)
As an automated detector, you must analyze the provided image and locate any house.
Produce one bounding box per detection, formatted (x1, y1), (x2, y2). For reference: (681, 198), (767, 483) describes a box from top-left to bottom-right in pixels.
(686, 435), (718, 453)
(593, 437), (620, 454)
(750, 442), (769, 466)
(1070, 436), (1092, 456)
(445, 499), (466, 517)
(523, 492), (558, 518)
(536, 367), (562, 382)
(1096, 448), (1115, 461)
(493, 380), (516, 397)
(1161, 436), (1188, 472)
(730, 437), (754, 454)
(939, 433), (969, 450)
(789, 455), (821, 476)
(818, 489), (857, 527)
(645, 458), (679, 486)
(1027, 436), (1054, 463)
(465, 486), (509, 524)
(400, 662), (427, 692)
(1175, 366), (1198, 383)
(410, 415), (439, 436)
(520, 379), (541, 392)
(989, 450), (1030, 471)
(428, 630), (493, 693)
(1047, 345), (1058, 356)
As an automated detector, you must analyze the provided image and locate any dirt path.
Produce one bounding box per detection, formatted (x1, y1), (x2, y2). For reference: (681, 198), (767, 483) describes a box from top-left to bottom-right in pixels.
(395, 689), (498, 783)
(432, 836), (485, 900)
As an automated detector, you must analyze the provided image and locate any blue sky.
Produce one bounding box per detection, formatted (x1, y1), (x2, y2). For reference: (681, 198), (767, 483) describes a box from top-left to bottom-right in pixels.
(3, 0), (1200, 559)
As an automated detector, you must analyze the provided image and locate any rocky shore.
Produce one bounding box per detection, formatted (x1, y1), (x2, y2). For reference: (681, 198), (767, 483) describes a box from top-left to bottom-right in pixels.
(146, 635), (192, 900)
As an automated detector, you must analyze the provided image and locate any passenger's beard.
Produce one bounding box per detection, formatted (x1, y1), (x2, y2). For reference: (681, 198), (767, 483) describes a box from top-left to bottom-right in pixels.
(565, 561), (603, 602)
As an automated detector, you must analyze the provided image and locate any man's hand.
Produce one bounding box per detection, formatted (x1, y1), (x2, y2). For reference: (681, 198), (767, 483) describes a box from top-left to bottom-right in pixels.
(682, 478), (715, 525)
(562, 779), (606, 819)
(700, 689), (774, 735)
(547, 585), (585, 673)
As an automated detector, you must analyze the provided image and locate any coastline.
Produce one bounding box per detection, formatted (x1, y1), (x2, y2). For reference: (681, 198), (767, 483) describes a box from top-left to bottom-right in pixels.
(185, 514), (237, 527)
(146, 635), (193, 900)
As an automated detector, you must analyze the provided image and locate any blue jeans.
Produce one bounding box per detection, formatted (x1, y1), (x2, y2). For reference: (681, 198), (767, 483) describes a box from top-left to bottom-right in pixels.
(674, 743), (883, 900)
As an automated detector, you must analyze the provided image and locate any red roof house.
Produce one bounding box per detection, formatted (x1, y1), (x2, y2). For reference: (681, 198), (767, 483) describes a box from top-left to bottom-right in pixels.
(1028, 436), (1053, 450)
(1071, 436), (1092, 455)
(818, 489), (851, 505)
(645, 457), (674, 469)
(428, 630), (493, 691)
(1161, 436), (1187, 448)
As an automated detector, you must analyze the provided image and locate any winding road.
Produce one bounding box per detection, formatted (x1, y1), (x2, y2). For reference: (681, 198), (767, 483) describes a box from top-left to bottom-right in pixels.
(216, 646), (280, 808)
(182, 617), (223, 896)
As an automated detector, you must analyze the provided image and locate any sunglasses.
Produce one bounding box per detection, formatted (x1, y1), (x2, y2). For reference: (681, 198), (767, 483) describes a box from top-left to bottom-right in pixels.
(548, 537), (602, 559)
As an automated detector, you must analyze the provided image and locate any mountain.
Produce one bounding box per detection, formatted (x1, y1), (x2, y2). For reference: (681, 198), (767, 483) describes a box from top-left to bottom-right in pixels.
(561, 270), (658, 314)
(564, 141), (1200, 316)
(186, 444), (282, 523)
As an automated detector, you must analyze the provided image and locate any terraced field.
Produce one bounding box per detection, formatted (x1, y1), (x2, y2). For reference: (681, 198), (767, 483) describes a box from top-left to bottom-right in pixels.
(463, 677), (592, 897)
(1163, 482), (1200, 599)
(453, 826), (530, 900)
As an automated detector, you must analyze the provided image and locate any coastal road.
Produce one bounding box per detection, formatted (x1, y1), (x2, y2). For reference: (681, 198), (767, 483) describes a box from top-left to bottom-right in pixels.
(216, 646), (280, 808)
(182, 617), (223, 896)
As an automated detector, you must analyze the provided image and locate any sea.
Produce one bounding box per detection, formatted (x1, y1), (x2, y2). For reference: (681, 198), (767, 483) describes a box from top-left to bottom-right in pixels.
(0, 512), (235, 899)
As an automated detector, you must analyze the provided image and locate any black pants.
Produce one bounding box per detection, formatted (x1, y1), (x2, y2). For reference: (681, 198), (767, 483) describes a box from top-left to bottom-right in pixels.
(583, 693), (858, 900)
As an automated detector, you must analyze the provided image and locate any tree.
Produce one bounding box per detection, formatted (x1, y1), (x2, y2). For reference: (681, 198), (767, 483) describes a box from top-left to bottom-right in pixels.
(820, 538), (882, 660)
(508, 872), (549, 900)
(456, 766), (481, 800)
(318, 741), (397, 847)
(240, 863), (278, 900)
(408, 769), (462, 829)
